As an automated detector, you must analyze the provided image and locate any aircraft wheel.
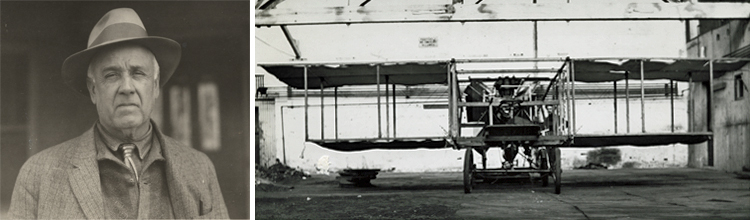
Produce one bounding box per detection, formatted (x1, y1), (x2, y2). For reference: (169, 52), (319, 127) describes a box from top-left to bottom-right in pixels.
(463, 147), (474, 194)
(553, 147), (562, 194)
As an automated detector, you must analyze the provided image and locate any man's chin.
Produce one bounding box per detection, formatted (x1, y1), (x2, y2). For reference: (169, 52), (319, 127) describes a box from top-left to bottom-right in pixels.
(112, 117), (147, 129)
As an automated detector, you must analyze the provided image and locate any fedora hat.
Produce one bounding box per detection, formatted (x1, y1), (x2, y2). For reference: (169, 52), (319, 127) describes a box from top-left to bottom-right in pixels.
(62, 8), (181, 96)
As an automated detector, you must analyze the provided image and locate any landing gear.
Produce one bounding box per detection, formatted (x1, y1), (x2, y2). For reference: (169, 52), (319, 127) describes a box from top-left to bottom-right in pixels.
(462, 145), (562, 194)
(552, 147), (562, 194)
(463, 147), (474, 194)
(540, 148), (550, 187)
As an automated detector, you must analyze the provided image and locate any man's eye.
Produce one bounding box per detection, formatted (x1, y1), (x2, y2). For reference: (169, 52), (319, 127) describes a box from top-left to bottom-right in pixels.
(104, 72), (117, 78)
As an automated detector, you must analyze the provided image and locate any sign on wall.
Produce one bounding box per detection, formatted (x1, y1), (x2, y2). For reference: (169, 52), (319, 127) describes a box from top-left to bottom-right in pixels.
(419, 37), (438, 48)
(198, 82), (221, 152)
(170, 86), (192, 148)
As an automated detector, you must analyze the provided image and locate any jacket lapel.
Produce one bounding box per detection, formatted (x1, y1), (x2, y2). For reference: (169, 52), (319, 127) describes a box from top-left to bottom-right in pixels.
(67, 127), (106, 219)
(156, 123), (201, 218)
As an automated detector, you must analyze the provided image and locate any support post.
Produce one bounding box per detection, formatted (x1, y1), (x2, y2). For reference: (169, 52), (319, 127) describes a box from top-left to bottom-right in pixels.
(614, 81), (618, 134)
(393, 83), (397, 138)
(448, 60), (459, 139)
(708, 60), (714, 166)
(304, 66), (309, 140)
(445, 62), (455, 135)
(688, 72), (695, 132)
(377, 65), (382, 138)
(385, 75), (390, 138)
(626, 71), (630, 133)
(281, 106), (287, 164)
(554, 76), (559, 135)
(571, 60), (576, 135)
(555, 79), (559, 100)
(708, 61), (714, 132)
(320, 80), (324, 139)
(549, 77), (562, 135)
(566, 59), (572, 136)
(335, 87), (339, 140)
(489, 102), (494, 125)
(640, 60), (646, 133)
(533, 21), (538, 69)
(455, 61), (460, 138)
(670, 80), (675, 132)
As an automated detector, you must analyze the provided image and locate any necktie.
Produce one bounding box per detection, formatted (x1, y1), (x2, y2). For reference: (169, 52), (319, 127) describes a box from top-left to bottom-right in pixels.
(120, 143), (140, 182)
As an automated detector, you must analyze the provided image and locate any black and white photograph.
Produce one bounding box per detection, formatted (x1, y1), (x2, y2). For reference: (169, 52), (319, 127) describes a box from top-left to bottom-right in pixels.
(254, 0), (749, 219)
(1, 1), (250, 219)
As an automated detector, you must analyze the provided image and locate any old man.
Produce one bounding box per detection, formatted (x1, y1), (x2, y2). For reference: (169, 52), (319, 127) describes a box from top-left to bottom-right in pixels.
(8, 8), (228, 219)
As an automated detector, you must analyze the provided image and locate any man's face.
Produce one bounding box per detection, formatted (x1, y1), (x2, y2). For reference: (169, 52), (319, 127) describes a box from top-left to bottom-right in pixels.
(87, 44), (159, 131)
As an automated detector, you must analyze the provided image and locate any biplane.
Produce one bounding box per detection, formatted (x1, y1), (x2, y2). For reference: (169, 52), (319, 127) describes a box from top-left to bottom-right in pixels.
(260, 57), (749, 193)
(256, 1), (750, 194)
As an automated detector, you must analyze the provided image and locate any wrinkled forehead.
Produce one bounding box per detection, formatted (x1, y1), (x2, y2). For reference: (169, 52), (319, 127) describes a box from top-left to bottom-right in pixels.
(89, 43), (156, 71)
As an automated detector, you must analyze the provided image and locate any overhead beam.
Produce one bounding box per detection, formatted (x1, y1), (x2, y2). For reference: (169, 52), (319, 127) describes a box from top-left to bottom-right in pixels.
(256, 2), (750, 26)
(258, 57), (750, 66)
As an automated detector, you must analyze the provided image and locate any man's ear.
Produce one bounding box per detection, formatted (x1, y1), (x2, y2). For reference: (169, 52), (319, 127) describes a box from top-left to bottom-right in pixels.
(153, 77), (160, 99)
(86, 78), (97, 104)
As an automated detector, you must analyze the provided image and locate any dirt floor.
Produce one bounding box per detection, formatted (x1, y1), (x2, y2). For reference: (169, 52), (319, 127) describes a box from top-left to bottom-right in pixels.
(255, 168), (750, 219)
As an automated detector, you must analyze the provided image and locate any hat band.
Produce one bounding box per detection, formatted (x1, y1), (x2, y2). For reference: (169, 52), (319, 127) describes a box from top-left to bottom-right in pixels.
(88, 23), (148, 48)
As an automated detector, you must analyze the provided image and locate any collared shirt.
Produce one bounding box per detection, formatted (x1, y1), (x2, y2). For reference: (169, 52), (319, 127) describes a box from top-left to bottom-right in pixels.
(94, 121), (174, 219)
(97, 122), (153, 160)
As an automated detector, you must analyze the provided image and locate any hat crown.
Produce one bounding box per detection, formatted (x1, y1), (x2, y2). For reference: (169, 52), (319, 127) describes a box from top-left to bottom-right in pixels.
(87, 8), (147, 48)
(62, 8), (181, 97)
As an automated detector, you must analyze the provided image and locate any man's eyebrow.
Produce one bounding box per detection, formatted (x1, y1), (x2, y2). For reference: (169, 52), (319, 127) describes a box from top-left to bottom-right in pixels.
(129, 64), (151, 72)
(99, 65), (150, 73)
(100, 66), (123, 73)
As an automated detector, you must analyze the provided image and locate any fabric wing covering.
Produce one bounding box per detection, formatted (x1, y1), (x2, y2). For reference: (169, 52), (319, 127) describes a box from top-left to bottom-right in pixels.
(260, 61), (449, 89)
(308, 132), (713, 151)
(260, 59), (747, 89)
(572, 59), (748, 82)
(309, 137), (449, 152)
(570, 132), (712, 147)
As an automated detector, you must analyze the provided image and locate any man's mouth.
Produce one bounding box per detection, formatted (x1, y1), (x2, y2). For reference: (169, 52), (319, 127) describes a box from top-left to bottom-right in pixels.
(117, 103), (139, 108)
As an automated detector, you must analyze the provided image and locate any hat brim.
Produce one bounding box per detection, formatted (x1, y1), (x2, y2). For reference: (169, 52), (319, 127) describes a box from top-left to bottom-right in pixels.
(62, 36), (181, 97)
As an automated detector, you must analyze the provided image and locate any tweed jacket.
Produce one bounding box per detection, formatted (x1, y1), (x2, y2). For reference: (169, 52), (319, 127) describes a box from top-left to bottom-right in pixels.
(8, 123), (229, 219)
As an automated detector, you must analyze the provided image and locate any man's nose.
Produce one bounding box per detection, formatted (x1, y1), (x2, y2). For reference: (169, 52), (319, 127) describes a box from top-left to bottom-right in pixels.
(118, 74), (136, 95)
